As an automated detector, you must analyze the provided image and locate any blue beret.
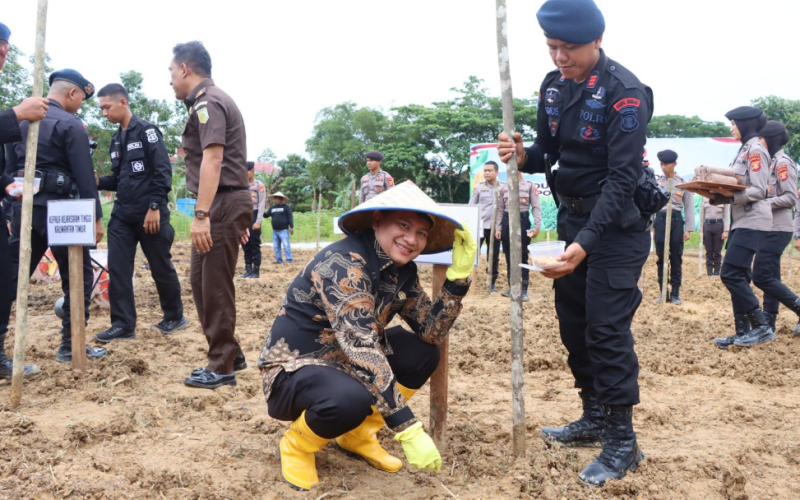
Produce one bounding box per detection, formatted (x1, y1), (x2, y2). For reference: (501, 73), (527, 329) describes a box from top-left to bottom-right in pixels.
(0, 22), (10, 43)
(657, 150), (678, 163)
(49, 69), (95, 100)
(365, 151), (384, 161)
(724, 106), (763, 121)
(537, 0), (605, 45)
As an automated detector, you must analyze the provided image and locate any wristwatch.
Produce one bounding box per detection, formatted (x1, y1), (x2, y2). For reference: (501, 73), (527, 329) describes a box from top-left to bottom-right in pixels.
(149, 202), (159, 211)
(195, 209), (210, 220)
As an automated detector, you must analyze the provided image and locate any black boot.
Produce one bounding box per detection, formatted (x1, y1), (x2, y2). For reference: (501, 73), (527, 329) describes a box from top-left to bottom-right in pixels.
(522, 283), (529, 302)
(490, 277), (498, 293)
(784, 298), (800, 335)
(56, 340), (107, 363)
(714, 314), (750, 349)
(714, 265), (721, 276)
(706, 267), (713, 277)
(763, 312), (777, 333)
(733, 308), (776, 347)
(578, 405), (644, 487)
(0, 332), (39, 380)
(238, 264), (252, 279)
(670, 285), (682, 305)
(248, 266), (260, 279)
(541, 389), (606, 448)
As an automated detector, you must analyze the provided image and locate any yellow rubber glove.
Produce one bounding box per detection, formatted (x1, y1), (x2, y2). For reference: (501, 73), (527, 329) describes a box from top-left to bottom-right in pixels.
(393, 422), (442, 472)
(446, 224), (478, 281)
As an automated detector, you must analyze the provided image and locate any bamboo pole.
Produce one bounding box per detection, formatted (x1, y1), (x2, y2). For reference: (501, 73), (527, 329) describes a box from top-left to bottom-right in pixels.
(495, 0), (525, 457)
(660, 178), (675, 305)
(11, 0), (49, 408)
(315, 191), (322, 249)
(485, 185), (499, 296)
(68, 246), (87, 372)
(429, 265), (449, 449)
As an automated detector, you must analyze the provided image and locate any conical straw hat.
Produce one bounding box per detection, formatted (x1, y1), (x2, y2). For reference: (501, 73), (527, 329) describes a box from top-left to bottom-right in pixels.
(269, 191), (288, 200)
(337, 180), (462, 254)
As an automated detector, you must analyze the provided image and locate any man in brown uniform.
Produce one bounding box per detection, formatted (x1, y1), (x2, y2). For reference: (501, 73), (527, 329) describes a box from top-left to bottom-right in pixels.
(169, 41), (251, 389)
(702, 198), (729, 276)
(495, 172), (541, 301)
(360, 151), (394, 203)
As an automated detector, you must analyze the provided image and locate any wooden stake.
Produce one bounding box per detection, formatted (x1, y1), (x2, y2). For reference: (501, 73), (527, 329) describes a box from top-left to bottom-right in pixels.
(68, 246), (87, 372)
(11, 0), (49, 408)
(485, 185), (499, 296)
(698, 202), (704, 276)
(495, 0), (526, 457)
(429, 265), (449, 449)
(661, 177), (674, 305)
(315, 191), (322, 249)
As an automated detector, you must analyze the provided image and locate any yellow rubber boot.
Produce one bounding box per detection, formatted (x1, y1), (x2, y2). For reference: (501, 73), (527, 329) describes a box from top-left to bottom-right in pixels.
(279, 411), (331, 491)
(333, 384), (418, 473)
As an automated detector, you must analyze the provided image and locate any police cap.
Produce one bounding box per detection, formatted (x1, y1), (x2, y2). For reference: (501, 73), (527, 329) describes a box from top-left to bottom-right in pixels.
(49, 69), (95, 101)
(536, 0), (605, 45)
(0, 22), (10, 43)
(724, 106), (763, 121)
(657, 150), (678, 163)
(365, 151), (384, 161)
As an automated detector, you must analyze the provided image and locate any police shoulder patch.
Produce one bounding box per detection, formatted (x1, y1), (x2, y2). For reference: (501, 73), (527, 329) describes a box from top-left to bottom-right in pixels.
(749, 153), (763, 172)
(145, 128), (158, 144)
(778, 164), (789, 182)
(197, 107), (209, 124)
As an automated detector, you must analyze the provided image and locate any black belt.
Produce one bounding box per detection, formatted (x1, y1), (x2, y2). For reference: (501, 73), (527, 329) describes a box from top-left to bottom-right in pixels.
(656, 211), (683, 219)
(562, 195), (600, 214)
(705, 218), (723, 224)
(217, 186), (248, 193)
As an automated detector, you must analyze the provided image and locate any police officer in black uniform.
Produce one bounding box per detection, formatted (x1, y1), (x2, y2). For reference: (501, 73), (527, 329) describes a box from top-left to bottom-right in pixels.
(499, 0), (655, 487)
(0, 21), (48, 378)
(93, 84), (186, 343)
(3, 69), (107, 362)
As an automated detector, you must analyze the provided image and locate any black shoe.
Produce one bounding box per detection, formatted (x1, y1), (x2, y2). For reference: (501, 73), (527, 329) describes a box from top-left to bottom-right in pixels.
(153, 316), (189, 335)
(733, 309), (776, 347)
(578, 405), (644, 487)
(490, 279), (498, 293)
(706, 268), (713, 277)
(764, 312), (777, 333)
(785, 298), (800, 335)
(184, 368), (236, 389)
(94, 326), (136, 343)
(714, 268), (721, 276)
(501, 290), (510, 298)
(191, 355), (247, 377)
(56, 345), (107, 363)
(248, 269), (260, 279)
(542, 389), (606, 448)
(654, 294), (662, 303)
(238, 265), (252, 279)
(670, 294), (682, 305)
(522, 293), (530, 302)
(0, 353), (40, 380)
(715, 314), (750, 350)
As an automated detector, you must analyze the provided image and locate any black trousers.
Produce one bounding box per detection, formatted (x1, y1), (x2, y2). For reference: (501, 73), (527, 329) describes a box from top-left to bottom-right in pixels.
(242, 210), (262, 268)
(554, 209), (649, 406)
(107, 213), (183, 330)
(753, 231), (795, 314)
(480, 228), (501, 280)
(721, 228), (766, 315)
(654, 212), (684, 287)
(0, 204), (13, 336)
(501, 212), (531, 288)
(267, 326), (441, 439)
(703, 220), (724, 272)
(2, 205), (92, 343)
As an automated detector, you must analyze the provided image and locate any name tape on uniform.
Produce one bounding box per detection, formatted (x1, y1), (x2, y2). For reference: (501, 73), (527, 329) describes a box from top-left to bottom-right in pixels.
(47, 199), (96, 246)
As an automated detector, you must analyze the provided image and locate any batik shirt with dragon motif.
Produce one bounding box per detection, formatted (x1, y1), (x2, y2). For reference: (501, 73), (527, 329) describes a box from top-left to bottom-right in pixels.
(258, 229), (469, 432)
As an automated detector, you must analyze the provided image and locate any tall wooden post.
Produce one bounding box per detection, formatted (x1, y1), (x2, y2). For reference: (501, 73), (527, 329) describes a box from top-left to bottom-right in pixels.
(495, 0), (526, 457)
(68, 247), (87, 372)
(11, 0), (49, 408)
(660, 178), (674, 305)
(429, 265), (449, 449)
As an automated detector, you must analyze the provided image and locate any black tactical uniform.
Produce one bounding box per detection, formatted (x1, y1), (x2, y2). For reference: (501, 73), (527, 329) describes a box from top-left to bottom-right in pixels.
(3, 95), (104, 360)
(95, 116), (184, 340)
(519, 48), (653, 486)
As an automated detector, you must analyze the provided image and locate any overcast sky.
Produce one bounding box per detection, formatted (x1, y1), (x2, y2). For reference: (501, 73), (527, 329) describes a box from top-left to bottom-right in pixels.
(4, 0), (798, 161)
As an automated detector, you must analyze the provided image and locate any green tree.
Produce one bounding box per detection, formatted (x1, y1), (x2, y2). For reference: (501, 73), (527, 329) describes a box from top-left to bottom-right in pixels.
(0, 45), (30, 110)
(751, 96), (800, 156)
(276, 153), (308, 178)
(258, 147), (277, 164)
(647, 115), (729, 138)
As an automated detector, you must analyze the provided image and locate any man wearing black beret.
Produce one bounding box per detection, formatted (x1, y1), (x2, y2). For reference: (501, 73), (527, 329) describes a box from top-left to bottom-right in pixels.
(653, 149), (693, 305)
(3, 67), (107, 363)
(498, 0), (653, 487)
(360, 151), (394, 203)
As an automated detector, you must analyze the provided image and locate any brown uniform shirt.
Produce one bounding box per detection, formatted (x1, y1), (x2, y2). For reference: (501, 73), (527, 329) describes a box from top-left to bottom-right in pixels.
(495, 179), (542, 233)
(702, 198), (730, 232)
(181, 79), (248, 194)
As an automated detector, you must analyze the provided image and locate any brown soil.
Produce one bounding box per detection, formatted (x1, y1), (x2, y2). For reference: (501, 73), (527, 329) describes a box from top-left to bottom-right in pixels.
(2, 243), (799, 499)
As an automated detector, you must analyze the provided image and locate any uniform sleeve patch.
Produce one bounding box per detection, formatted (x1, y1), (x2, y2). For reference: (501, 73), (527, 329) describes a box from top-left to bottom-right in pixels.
(778, 164), (789, 182)
(146, 129), (158, 143)
(749, 154), (763, 172)
(613, 98), (641, 133)
(613, 98), (641, 112)
(197, 107), (209, 124)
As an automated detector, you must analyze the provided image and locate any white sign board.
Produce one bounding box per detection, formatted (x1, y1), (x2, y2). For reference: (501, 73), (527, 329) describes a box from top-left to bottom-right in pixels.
(414, 204), (481, 266)
(47, 199), (96, 246)
(333, 216), (343, 235)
